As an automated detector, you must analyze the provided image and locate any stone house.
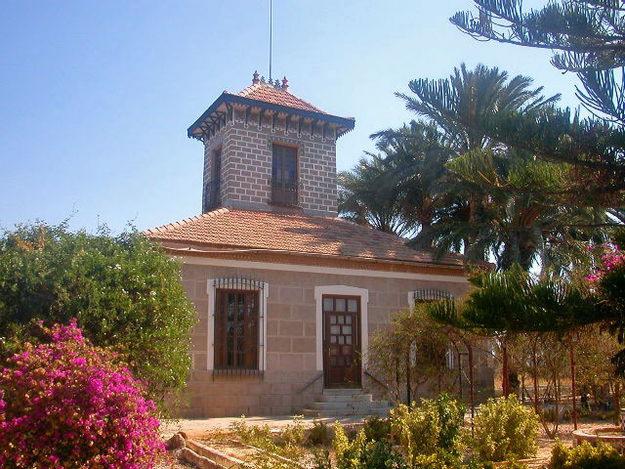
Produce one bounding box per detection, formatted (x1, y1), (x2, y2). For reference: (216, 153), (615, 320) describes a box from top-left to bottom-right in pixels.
(146, 73), (493, 417)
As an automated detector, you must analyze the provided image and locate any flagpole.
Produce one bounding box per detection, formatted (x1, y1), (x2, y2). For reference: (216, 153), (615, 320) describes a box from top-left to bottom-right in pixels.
(269, 0), (273, 80)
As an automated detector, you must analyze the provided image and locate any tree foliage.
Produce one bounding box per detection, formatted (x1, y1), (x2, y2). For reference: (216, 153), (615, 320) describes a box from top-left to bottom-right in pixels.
(0, 222), (196, 400)
(340, 64), (609, 270)
(451, 0), (625, 210)
(367, 305), (452, 404)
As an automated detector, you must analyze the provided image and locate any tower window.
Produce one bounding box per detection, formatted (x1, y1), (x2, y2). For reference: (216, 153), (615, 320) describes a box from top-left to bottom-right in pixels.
(203, 148), (221, 212)
(271, 144), (298, 206)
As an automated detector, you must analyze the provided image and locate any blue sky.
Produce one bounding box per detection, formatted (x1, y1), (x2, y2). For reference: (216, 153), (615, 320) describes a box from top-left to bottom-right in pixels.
(1, 0), (581, 233)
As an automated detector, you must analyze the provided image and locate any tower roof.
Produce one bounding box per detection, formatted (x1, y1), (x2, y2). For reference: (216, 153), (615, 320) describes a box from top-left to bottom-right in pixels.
(237, 80), (324, 114)
(187, 72), (355, 141)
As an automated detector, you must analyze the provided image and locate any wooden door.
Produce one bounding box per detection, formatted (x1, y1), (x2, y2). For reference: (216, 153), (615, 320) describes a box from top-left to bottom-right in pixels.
(323, 295), (361, 388)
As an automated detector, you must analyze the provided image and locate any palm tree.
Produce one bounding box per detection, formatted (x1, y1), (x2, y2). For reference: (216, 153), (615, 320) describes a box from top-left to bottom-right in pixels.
(344, 63), (608, 270)
(396, 64), (564, 267)
(369, 121), (452, 242)
(338, 152), (414, 237)
(397, 63), (559, 153)
(443, 147), (609, 270)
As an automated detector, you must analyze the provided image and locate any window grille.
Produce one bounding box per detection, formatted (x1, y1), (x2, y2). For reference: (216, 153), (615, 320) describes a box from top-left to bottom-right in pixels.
(412, 289), (453, 302)
(211, 277), (267, 376)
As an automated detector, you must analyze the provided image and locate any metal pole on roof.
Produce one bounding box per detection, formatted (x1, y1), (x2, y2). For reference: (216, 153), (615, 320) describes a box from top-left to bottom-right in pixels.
(269, 0), (273, 80)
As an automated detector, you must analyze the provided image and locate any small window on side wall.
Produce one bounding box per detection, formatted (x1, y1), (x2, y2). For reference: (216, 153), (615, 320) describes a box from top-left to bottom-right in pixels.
(271, 144), (298, 206)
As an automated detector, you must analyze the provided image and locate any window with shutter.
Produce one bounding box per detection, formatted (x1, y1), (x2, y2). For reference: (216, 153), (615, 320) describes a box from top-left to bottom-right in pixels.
(214, 289), (259, 370)
(271, 144), (298, 206)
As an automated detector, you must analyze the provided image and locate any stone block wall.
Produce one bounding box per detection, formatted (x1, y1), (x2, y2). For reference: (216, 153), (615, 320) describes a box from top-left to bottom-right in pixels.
(177, 262), (491, 417)
(201, 111), (338, 217)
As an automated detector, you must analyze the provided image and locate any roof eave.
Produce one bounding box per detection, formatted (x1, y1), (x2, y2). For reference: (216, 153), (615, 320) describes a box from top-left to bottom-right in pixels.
(147, 237), (467, 270)
(187, 92), (355, 139)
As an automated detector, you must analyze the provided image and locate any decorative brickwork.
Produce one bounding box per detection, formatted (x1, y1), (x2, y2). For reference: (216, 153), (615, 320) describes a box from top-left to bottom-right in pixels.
(202, 111), (338, 216)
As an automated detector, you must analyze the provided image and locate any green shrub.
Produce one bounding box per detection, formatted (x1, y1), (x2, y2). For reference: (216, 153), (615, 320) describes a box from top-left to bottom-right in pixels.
(332, 422), (405, 469)
(359, 440), (408, 469)
(308, 420), (333, 446)
(0, 223), (196, 401)
(230, 416), (274, 449)
(333, 422), (365, 469)
(433, 393), (466, 454)
(312, 448), (333, 469)
(470, 395), (540, 462)
(280, 415), (306, 446)
(389, 394), (465, 462)
(548, 441), (625, 469)
(390, 401), (441, 463)
(230, 416), (306, 462)
(363, 416), (392, 442)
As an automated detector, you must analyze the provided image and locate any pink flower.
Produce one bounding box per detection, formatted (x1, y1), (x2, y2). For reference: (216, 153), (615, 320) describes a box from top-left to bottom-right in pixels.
(0, 320), (164, 467)
(71, 357), (87, 367)
(585, 244), (625, 285)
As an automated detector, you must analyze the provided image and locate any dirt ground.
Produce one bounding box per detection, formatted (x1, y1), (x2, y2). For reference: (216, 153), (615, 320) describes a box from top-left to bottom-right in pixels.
(533, 421), (616, 465)
(160, 415), (363, 440)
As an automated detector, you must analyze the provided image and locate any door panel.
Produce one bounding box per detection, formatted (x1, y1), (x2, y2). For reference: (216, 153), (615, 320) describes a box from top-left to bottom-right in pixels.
(323, 296), (361, 387)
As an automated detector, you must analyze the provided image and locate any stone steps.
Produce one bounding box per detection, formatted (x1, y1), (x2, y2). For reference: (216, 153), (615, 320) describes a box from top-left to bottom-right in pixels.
(300, 388), (391, 418)
(319, 393), (373, 403)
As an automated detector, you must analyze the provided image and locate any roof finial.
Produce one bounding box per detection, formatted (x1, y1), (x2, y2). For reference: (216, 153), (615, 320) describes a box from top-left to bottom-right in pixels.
(260, 75), (266, 84)
(252, 70), (260, 84)
(281, 76), (289, 91)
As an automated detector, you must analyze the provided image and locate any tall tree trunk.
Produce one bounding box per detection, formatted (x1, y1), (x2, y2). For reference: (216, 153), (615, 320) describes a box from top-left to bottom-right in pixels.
(613, 381), (621, 427)
(502, 338), (510, 396)
(532, 339), (540, 414)
(405, 347), (411, 405)
(468, 342), (475, 435)
(553, 369), (561, 437)
(569, 333), (578, 430)
(395, 354), (400, 403)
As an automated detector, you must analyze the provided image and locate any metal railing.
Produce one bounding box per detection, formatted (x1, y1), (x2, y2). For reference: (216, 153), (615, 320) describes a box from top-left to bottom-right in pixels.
(203, 178), (221, 212)
(271, 180), (298, 206)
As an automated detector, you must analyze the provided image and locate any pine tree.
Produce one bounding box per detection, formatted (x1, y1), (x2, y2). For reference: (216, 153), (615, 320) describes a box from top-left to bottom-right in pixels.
(450, 1), (625, 208)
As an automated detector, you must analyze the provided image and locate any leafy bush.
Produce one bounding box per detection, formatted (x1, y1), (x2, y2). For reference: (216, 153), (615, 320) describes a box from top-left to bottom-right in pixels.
(308, 420), (333, 446)
(363, 416), (392, 442)
(390, 401), (440, 462)
(470, 395), (539, 462)
(230, 417), (275, 449)
(230, 416), (305, 462)
(433, 393), (466, 454)
(389, 394), (465, 463)
(359, 440), (408, 469)
(548, 441), (625, 469)
(0, 223), (196, 400)
(312, 448), (333, 469)
(0, 321), (164, 468)
(280, 415), (306, 446)
(332, 422), (406, 469)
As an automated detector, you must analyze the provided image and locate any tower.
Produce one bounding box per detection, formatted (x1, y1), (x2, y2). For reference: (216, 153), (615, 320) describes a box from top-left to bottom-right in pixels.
(187, 72), (355, 217)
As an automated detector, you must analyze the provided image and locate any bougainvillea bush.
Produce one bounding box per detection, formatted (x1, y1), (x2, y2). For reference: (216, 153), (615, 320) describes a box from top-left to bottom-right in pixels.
(585, 243), (625, 372)
(0, 320), (164, 468)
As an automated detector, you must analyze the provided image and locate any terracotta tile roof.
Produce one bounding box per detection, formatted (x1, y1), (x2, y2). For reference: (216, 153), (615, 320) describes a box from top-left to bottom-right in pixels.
(145, 208), (464, 267)
(236, 82), (326, 114)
